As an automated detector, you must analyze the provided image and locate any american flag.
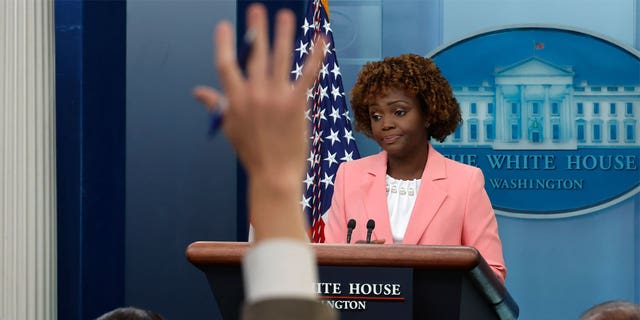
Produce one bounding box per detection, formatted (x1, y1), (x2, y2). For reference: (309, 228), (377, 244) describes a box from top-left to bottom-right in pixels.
(293, 0), (360, 243)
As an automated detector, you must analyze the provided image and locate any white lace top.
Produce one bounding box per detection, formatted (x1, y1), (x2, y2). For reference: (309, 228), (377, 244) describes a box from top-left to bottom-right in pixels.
(385, 175), (422, 244)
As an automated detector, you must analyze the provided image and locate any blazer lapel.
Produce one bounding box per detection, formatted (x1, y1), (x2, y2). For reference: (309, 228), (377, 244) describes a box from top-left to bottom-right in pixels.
(363, 151), (394, 243)
(402, 145), (448, 244)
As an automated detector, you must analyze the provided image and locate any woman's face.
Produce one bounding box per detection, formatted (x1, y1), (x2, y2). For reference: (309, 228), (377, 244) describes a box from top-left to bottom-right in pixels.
(368, 88), (429, 158)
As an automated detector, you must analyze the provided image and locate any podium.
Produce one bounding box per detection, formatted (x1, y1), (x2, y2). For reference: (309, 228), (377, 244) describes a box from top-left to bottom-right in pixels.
(186, 242), (519, 319)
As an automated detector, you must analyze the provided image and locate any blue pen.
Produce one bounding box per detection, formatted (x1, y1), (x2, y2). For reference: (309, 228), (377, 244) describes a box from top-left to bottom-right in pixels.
(208, 30), (255, 136)
(207, 96), (228, 136)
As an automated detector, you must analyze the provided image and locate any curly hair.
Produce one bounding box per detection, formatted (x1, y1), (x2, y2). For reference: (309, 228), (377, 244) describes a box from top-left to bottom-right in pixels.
(349, 54), (461, 142)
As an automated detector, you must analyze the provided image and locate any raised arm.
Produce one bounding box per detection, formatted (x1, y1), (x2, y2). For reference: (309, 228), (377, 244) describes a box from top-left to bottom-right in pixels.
(194, 3), (336, 320)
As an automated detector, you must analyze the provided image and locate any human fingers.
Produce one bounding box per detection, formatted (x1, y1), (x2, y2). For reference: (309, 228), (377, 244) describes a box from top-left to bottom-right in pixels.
(245, 3), (269, 82)
(272, 9), (296, 83)
(215, 21), (243, 97)
(192, 86), (226, 112)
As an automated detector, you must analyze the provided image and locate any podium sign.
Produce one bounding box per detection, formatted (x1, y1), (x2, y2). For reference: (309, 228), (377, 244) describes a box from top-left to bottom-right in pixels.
(317, 266), (413, 319)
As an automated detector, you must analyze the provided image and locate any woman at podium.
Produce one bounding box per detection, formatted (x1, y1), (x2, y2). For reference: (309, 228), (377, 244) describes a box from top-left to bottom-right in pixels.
(324, 54), (506, 282)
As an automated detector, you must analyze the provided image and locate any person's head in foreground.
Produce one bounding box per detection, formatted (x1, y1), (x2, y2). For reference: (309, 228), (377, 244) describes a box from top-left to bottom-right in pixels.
(579, 300), (640, 320)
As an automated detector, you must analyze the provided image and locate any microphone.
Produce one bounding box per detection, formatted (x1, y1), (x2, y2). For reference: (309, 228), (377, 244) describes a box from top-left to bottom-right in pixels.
(365, 219), (375, 244)
(346, 219), (356, 244)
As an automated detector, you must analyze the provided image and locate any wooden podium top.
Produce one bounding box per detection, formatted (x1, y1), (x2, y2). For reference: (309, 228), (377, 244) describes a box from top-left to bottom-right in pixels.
(187, 241), (481, 269)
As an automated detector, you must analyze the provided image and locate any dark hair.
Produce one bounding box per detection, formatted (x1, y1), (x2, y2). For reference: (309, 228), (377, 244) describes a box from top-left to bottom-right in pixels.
(350, 53), (461, 142)
(579, 300), (640, 320)
(96, 307), (165, 320)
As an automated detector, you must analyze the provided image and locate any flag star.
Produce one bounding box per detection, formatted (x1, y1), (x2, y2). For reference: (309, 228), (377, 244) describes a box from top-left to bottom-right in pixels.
(303, 173), (314, 190)
(291, 63), (303, 80)
(329, 107), (341, 124)
(300, 195), (311, 209)
(326, 128), (341, 146)
(322, 19), (332, 35)
(319, 85), (329, 102)
(295, 40), (308, 58)
(331, 63), (341, 79)
(301, 18), (312, 36)
(323, 41), (332, 57)
(307, 150), (316, 166)
(306, 87), (314, 100)
(320, 172), (335, 189)
(340, 150), (354, 162)
(344, 128), (356, 144)
(342, 109), (352, 122)
(305, 108), (311, 121)
(319, 63), (329, 80)
(324, 151), (338, 168)
(319, 108), (328, 121)
(331, 84), (342, 100)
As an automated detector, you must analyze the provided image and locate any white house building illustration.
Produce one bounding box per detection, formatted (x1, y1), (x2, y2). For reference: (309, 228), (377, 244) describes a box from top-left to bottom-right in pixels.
(443, 57), (639, 150)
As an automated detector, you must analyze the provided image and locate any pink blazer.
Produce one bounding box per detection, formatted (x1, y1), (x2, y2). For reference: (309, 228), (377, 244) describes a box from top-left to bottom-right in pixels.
(324, 144), (506, 282)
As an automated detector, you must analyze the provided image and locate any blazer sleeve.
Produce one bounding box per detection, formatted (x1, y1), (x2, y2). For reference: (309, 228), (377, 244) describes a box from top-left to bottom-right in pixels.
(462, 168), (507, 283)
(324, 163), (347, 243)
(242, 298), (338, 320)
